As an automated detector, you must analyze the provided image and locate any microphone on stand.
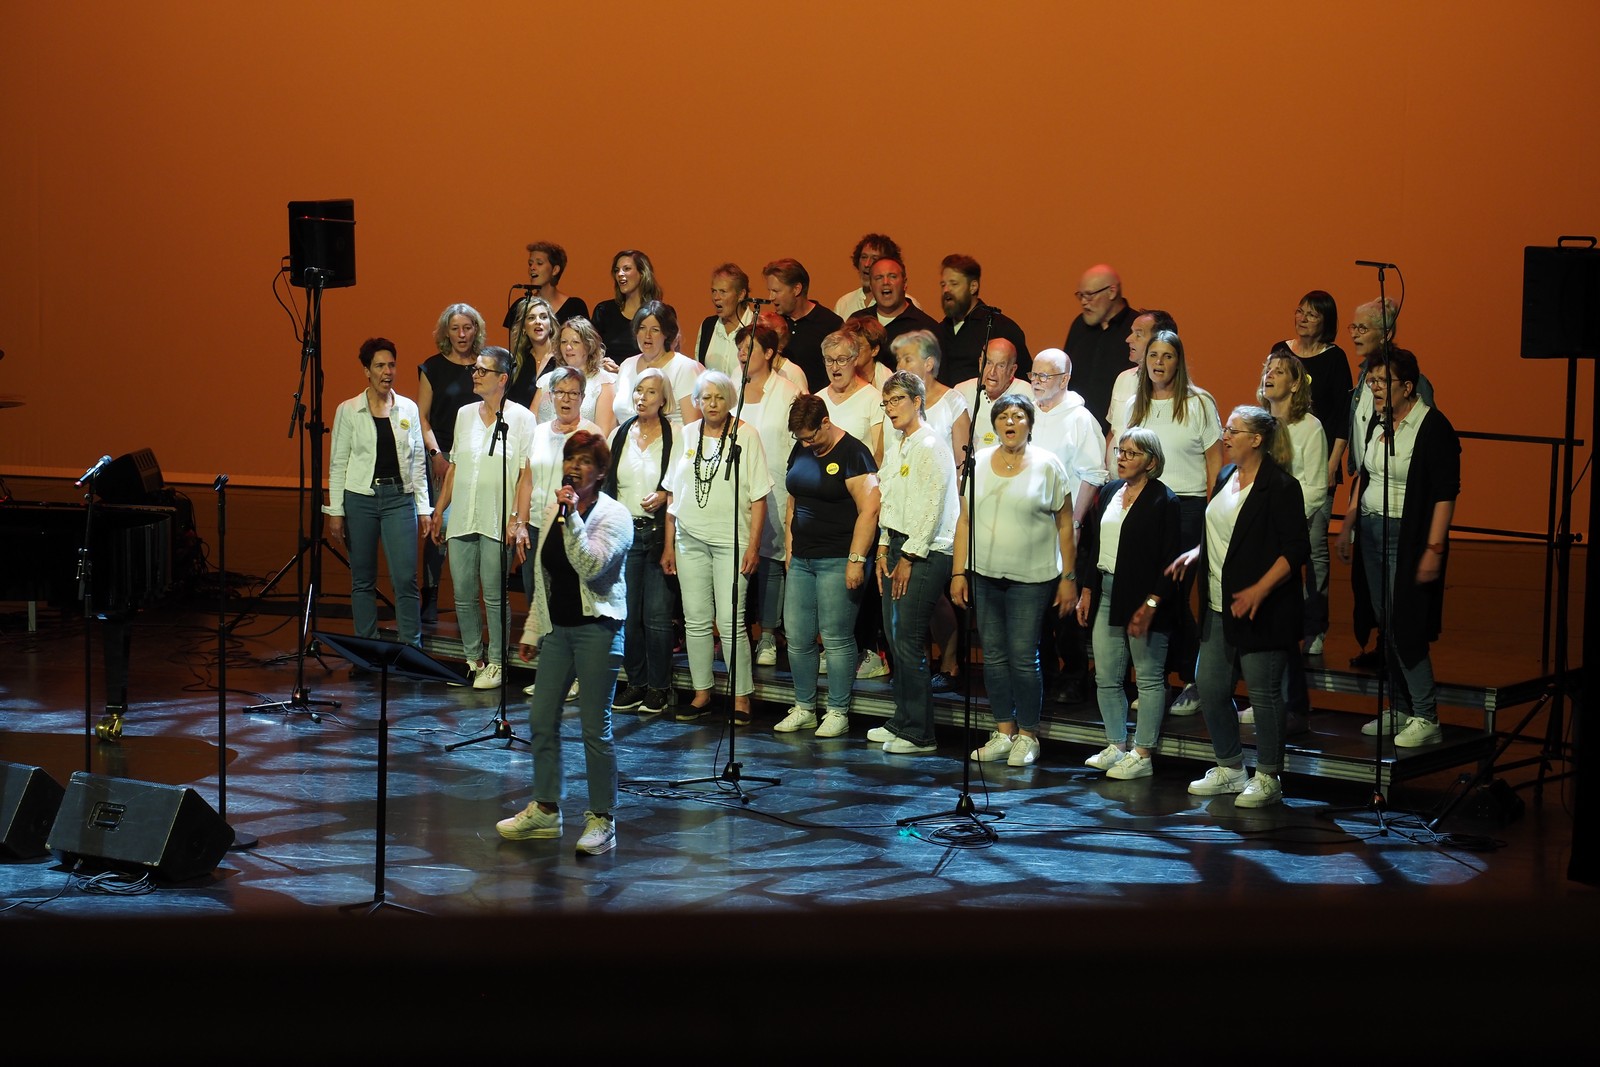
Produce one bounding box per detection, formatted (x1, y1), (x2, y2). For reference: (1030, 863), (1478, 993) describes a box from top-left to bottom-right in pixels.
(489, 405), (506, 455)
(747, 297), (773, 306)
(555, 473), (578, 524)
(511, 283), (538, 291)
(74, 455), (114, 487)
(1355, 260), (1398, 269)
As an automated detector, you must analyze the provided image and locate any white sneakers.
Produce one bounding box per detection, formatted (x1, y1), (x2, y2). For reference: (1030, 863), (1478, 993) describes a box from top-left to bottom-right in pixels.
(1393, 717), (1442, 747)
(969, 731), (1039, 766)
(1085, 743), (1126, 770)
(1234, 772), (1283, 808)
(774, 706), (848, 738)
(971, 731), (1014, 762)
(754, 633), (778, 666)
(1188, 765), (1249, 796)
(471, 662), (503, 690)
(815, 711), (850, 738)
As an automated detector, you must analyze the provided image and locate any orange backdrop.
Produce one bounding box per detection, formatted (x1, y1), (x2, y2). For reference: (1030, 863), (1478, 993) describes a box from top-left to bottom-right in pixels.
(3, 0), (1598, 541)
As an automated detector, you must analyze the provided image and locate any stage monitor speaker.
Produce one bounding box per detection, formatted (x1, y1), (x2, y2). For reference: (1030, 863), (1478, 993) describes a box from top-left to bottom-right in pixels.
(47, 772), (234, 881)
(1521, 239), (1600, 360)
(97, 447), (164, 505)
(0, 761), (66, 860)
(288, 197), (357, 289)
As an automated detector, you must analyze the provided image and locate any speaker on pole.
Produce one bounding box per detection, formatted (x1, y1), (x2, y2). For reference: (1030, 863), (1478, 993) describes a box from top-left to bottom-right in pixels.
(288, 198), (356, 289)
(1521, 238), (1600, 360)
(47, 772), (234, 881)
(0, 762), (66, 860)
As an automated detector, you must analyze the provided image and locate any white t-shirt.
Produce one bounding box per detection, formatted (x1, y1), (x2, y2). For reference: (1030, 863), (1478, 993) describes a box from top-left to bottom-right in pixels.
(612, 352), (702, 428)
(968, 444), (1070, 583)
(1204, 473), (1252, 612)
(664, 420), (773, 548)
(1130, 392), (1220, 498)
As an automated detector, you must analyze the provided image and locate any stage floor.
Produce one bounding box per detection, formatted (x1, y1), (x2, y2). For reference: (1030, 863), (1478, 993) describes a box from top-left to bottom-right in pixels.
(0, 479), (1593, 1057)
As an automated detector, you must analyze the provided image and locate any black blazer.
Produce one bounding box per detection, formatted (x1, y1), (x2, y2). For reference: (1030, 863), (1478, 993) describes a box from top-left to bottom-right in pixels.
(1078, 477), (1182, 630)
(602, 415), (673, 502)
(1197, 456), (1309, 652)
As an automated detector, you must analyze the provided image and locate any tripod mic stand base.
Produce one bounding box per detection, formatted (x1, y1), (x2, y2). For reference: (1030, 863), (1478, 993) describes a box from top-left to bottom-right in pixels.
(245, 691), (339, 724)
(897, 790), (1003, 834)
(339, 895), (429, 917)
(446, 716), (529, 751)
(670, 760), (781, 803)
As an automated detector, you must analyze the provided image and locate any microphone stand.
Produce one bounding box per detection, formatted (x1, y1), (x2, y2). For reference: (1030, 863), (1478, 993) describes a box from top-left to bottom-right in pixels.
(448, 397), (529, 751)
(213, 474), (259, 851)
(900, 316), (1003, 835)
(76, 466), (101, 771)
(673, 362), (780, 801)
(247, 276), (341, 723)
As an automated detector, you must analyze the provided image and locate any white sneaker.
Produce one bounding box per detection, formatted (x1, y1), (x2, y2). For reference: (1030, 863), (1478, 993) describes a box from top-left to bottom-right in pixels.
(472, 662), (502, 690)
(1238, 705), (1255, 724)
(1106, 750), (1154, 780)
(1129, 696), (1141, 712)
(971, 731), (1014, 762)
(754, 633), (778, 666)
(1361, 708), (1408, 736)
(575, 811), (616, 855)
(496, 803), (560, 840)
(449, 660), (484, 688)
(773, 706), (818, 733)
(883, 736), (937, 755)
(1234, 772), (1283, 808)
(1006, 734), (1040, 767)
(815, 711), (850, 738)
(856, 650), (890, 679)
(567, 679), (580, 702)
(1188, 765), (1249, 796)
(866, 725), (895, 744)
(818, 650), (828, 675)
(1305, 633), (1326, 656)
(522, 681), (537, 696)
(1085, 743), (1126, 770)
(1393, 716), (1442, 747)
(1169, 684), (1201, 715)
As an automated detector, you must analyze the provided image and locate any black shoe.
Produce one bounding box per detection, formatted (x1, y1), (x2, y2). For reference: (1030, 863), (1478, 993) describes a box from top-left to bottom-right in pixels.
(1350, 648), (1381, 670)
(930, 672), (957, 694)
(613, 685), (648, 712)
(1054, 674), (1089, 705)
(640, 688), (672, 715)
(675, 700), (709, 723)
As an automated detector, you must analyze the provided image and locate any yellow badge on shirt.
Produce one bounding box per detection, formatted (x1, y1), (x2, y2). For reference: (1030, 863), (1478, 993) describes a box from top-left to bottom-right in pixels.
(899, 464), (910, 478)
(981, 431), (997, 446)
(826, 462), (840, 476)
(400, 419), (411, 429)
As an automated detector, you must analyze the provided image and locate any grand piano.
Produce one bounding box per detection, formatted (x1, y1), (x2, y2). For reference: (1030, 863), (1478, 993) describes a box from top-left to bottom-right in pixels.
(0, 494), (176, 740)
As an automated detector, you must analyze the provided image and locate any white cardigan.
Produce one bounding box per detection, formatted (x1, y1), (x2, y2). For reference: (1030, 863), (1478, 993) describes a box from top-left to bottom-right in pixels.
(520, 490), (633, 646)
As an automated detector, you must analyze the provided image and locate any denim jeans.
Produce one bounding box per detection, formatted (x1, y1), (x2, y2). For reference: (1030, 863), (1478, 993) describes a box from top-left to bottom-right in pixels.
(879, 533), (952, 746)
(787, 555), (862, 714)
(1091, 572), (1171, 751)
(1196, 609), (1290, 774)
(344, 484), (421, 646)
(1164, 495), (1206, 684)
(528, 618), (622, 813)
(756, 555), (785, 633)
(448, 533), (508, 666)
(1304, 493), (1332, 638)
(973, 574), (1054, 732)
(519, 525), (541, 604)
(1358, 513), (1439, 723)
(675, 528), (753, 697)
(623, 520), (674, 690)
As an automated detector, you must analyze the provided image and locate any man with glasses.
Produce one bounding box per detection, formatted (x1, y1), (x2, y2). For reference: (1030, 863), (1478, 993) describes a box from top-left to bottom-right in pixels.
(1030, 347), (1109, 704)
(1063, 263), (1137, 434)
(934, 253), (1030, 386)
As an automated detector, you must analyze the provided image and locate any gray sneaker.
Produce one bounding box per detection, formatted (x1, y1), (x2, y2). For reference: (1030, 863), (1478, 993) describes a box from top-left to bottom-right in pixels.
(576, 811), (616, 855)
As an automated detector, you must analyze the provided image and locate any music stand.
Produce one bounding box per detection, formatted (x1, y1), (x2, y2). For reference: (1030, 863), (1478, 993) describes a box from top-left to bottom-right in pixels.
(315, 631), (460, 916)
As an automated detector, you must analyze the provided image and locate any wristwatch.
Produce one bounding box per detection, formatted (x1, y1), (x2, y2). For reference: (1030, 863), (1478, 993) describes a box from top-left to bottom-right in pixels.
(848, 553), (868, 564)
(427, 447), (441, 458)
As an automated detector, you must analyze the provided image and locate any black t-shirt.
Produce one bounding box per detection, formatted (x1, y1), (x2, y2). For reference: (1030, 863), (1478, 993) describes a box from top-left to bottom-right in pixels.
(591, 300), (640, 363)
(1064, 303), (1138, 434)
(419, 354), (477, 452)
(542, 519), (592, 627)
(848, 303), (940, 371)
(501, 294), (590, 331)
(786, 303), (845, 392)
(936, 302), (1031, 385)
(786, 432), (877, 558)
(371, 412), (401, 480)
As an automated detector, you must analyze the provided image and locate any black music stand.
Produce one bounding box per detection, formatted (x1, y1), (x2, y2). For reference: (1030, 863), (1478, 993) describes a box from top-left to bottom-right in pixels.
(315, 631), (458, 916)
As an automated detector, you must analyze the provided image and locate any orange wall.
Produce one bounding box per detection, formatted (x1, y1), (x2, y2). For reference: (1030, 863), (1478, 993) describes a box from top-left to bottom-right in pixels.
(2, 0), (1598, 541)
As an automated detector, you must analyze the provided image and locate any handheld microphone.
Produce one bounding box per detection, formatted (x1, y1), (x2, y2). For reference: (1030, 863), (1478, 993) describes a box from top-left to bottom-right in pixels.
(1355, 260), (1397, 269)
(75, 455), (114, 487)
(556, 473), (578, 524)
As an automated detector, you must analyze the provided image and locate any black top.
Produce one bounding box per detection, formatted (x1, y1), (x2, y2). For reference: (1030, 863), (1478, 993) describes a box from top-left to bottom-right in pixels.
(591, 300), (640, 364)
(542, 514), (592, 626)
(501, 294), (590, 331)
(419, 354), (477, 452)
(1076, 477), (1181, 629)
(786, 303), (845, 392)
(786, 432), (877, 558)
(371, 412), (401, 480)
(1285, 341), (1354, 471)
(848, 303), (941, 371)
(1198, 457), (1309, 652)
(936, 301), (1031, 385)
(1064, 303), (1139, 434)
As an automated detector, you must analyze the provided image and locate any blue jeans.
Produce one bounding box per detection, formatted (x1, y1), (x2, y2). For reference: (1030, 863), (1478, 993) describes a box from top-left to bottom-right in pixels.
(1305, 493), (1332, 638)
(973, 574), (1054, 732)
(756, 555), (785, 633)
(1358, 513), (1439, 723)
(1196, 609), (1290, 775)
(787, 555), (862, 713)
(519, 525), (541, 604)
(879, 533), (951, 746)
(448, 533), (508, 666)
(528, 618), (622, 813)
(1091, 572), (1170, 750)
(344, 484), (420, 646)
(675, 528), (753, 696)
(1164, 495), (1206, 684)
(623, 521), (673, 690)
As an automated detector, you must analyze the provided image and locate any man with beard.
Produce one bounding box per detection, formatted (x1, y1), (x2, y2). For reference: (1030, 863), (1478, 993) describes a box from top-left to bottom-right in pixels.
(934, 253), (1030, 386)
(1063, 263), (1138, 433)
(847, 255), (938, 371)
(763, 258), (841, 391)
